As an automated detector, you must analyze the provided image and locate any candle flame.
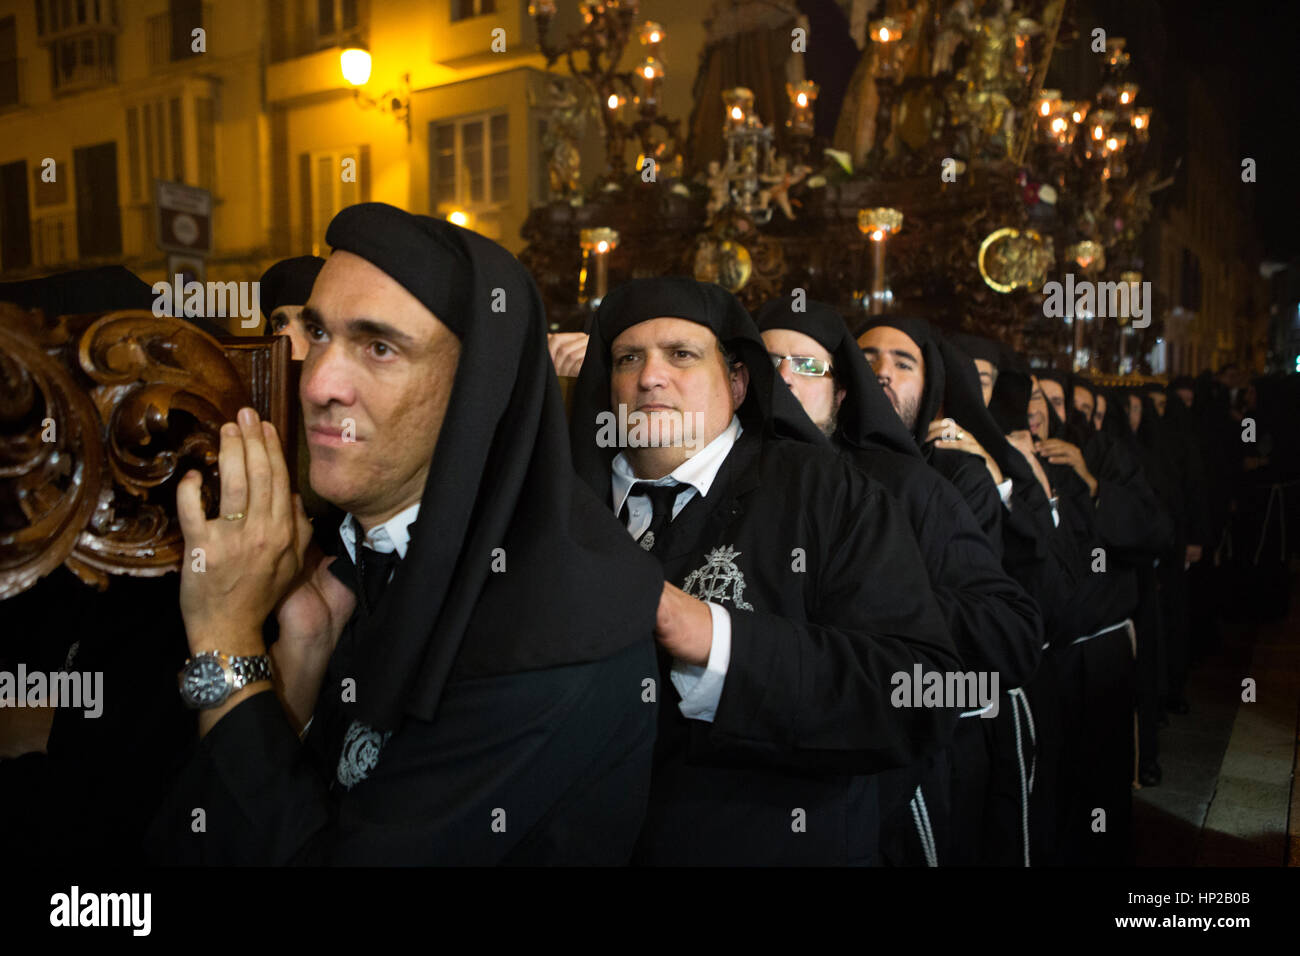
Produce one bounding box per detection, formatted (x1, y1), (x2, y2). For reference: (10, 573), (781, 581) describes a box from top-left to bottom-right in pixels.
(878, 27), (890, 42)
(730, 106), (743, 120)
(796, 92), (807, 107)
(596, 241), (608, 253)
(643, 66), (654, 79)
(871, 229), (884, 242)
(1039, 101), (1051, 116)
(649, 30), (660, 42)
(1093, 125), (1104, 140)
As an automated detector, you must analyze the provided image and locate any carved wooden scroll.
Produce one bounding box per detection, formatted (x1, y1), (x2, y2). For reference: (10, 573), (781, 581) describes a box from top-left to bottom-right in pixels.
(0, 305), (291, 599)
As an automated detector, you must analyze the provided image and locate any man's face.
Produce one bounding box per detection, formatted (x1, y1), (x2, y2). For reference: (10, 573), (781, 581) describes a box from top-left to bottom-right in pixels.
(974, 358), (997, 406)
(1093, 394), (1107, 431)
(858, 326), (925, 430)
(268, 304), (310, 361)
(1027, 376), (1050, 440)
(1073, 384), (1094, 424)
(609, 317), (746, 477)
(1175, 387), (1194, 409)
(761, 328), (844, 437)
(299, 250), (461, 528)
(1127, 394), (1143, 432)
(1147, 390), (1167, 417)
(1040, 378), (1067, 423)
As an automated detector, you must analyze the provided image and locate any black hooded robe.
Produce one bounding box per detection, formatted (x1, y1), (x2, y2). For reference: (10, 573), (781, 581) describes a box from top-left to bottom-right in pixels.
(145, 204), (665, 864)
(571, 279), (963, 865)
(758, 299), (1042, 866)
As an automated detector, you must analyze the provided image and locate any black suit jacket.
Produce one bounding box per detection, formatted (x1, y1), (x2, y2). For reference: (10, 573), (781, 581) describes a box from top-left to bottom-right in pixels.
(631, 430), (961, 865)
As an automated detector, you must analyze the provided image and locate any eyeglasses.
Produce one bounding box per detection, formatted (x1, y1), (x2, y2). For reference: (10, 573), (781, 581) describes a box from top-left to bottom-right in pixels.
(770, 354), (833, 377)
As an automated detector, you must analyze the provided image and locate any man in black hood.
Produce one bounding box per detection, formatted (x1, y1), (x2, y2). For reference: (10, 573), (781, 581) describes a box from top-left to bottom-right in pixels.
(569, 277), (961, 865)
(756, 295), (1042, 866)
(258, 255), (326, 359)
(149, 202), (664, 864)
(858, 318), (1010, 543)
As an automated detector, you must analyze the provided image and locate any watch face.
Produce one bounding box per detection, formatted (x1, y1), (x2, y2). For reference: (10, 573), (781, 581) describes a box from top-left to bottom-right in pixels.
(181, 656), (231, 708)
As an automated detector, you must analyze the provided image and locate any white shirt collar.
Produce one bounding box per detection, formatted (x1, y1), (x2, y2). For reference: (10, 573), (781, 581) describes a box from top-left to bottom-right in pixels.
(339, 502), (421, 564)
(610, 416), (742, 516)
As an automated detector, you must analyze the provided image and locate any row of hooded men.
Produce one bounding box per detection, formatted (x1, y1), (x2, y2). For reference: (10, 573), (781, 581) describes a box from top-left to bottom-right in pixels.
(1, 203), (1217, 865)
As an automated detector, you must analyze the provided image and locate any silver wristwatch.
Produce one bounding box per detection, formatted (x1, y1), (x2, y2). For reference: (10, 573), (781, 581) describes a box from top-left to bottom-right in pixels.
(178, 651), (273, 710)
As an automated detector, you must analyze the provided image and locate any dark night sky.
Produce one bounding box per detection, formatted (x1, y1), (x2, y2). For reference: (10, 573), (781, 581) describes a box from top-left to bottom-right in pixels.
(1170, 0), (1300, 260)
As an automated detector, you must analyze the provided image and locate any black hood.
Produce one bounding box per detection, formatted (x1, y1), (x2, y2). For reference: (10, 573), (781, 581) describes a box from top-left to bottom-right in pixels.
(258, 255), (325, 331)
(319, 202), (663, 732)
(755, 294), (918, 458)
(569, 276), (828, 499)
(0, 265), (228, 338)
(857, 315), (945, 449)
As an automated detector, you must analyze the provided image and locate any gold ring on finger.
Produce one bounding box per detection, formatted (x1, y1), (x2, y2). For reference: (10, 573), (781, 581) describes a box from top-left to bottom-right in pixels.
(222, 512), (247, 521)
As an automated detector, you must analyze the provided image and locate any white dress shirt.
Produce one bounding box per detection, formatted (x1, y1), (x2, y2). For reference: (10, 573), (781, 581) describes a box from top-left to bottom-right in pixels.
(338, 502), (421, 564)
(611, 416), (742, 722)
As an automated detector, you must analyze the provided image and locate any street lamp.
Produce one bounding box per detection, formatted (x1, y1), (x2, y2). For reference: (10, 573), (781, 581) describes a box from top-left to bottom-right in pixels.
(340, 46), (411, 141)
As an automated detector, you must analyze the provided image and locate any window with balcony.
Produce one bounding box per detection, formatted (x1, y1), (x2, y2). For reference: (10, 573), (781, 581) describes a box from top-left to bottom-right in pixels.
(35, 0), (120, 36)
(306, 147), (361, 256)
(431, 113), (508, 214)
(316, 0), (360, 46)
(147, 0), (210, 69)
(452, 0), (496, 22)
(35, 0), (118, 93)
(126, 97), (186, 200)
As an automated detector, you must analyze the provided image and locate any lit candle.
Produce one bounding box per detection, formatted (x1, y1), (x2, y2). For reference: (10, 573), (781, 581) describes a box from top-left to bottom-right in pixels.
(723, 87), (755, 132)
(639, 57), (663, 108)
(579, 228), (620, 307)
(786, 81), (818, 136)
(639, 21), (664, 48)
(857, 208), (904, 315)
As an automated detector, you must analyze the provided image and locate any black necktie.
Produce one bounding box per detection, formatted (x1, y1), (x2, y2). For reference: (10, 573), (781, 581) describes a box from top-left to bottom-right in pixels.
(357, 544), (400, 613)
(629, 481), (684, 552)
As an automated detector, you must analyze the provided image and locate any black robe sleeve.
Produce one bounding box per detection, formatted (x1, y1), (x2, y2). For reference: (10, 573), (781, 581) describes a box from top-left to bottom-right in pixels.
(702, 471), (963, 776)
(926, 447), (1004, 549)
(1085, 437), (1174, 558)
(911, 469), (1042, 688)
(147, 639), (658, 865)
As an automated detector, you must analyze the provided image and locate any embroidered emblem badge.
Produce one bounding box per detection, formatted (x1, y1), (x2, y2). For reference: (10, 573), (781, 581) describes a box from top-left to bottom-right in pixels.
(681, 545), (754, 611)
(640, 531), (656, 551)
(337, 719), (393, 790)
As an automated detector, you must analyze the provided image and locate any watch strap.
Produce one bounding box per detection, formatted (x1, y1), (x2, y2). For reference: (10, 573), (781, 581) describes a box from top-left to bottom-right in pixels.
(229, 654), (273, 690)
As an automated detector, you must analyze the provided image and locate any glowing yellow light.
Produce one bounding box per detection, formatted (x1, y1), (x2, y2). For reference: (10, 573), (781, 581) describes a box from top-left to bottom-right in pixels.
(607, 94), (619, 109)
(596, 241), (609, 253)
(643, 66), (654, 79)
(1105, 136), (1119, 150)
(649, 30), (660, 43)
(1072, 110), (1085, 123)
(1093, 125), (1104, 140)
(878, 27), (891, 42)
(730, 106), (743, 120)
(1039, 100), (1051, 117)
(1132, 114), (1147, 129)
(871, 229), (884, 242)
(448, 210), (469, 226)
(796, 92), (808, 107)
(1120, 91), (1131, 104)
(1051, 117), (1067, 133)
(340, 48), (372, 87)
